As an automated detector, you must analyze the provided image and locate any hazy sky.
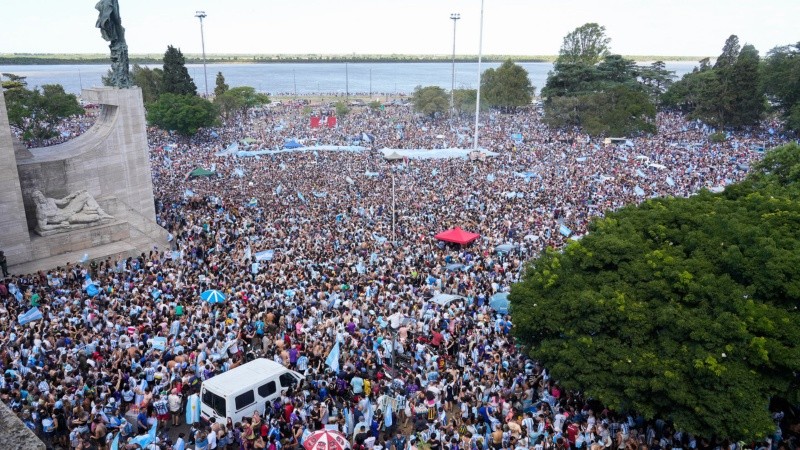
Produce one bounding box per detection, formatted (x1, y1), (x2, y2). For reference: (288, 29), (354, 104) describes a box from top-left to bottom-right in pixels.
(1, 0), (796, 57)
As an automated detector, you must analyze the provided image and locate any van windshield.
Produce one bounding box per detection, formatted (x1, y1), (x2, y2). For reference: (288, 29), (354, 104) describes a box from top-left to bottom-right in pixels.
(202, 389), (226, 418)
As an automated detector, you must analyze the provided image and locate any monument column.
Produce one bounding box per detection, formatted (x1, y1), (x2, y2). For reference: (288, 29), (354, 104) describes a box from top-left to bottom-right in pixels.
(0, 92), (33, 264)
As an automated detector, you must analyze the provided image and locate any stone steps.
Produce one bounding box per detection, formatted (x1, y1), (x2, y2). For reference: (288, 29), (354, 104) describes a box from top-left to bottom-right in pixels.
(8, 239), (138, 275)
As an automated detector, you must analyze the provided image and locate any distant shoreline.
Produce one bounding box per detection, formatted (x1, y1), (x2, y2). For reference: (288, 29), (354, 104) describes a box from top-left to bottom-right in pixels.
(0, 53), (708, 65)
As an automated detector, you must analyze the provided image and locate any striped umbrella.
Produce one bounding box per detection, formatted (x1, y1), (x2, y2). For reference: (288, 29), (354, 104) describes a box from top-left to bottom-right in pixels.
(303, 429), (348, 450)
(200, 289), (226, 304)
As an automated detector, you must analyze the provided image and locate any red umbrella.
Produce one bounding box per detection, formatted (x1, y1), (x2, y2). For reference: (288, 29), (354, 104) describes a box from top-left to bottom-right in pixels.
(303, 429), (349, 450)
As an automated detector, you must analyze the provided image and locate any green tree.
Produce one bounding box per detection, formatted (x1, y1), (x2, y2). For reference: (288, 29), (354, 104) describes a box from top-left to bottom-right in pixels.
(131, 64), (163, 104)
(146, 93), (217, 135)
(557, 23), (611, 66)
(214, 86), (269, 123)
(481, 59), (534, 111)
(453, 88), (479, 115)
(161, 46), (197, 96)
(3, 84), (84, 142)
(714, 34), (741, 70)
(334, 101), (350, 117)
(762, 43), (800, 132)
(101, 69), (114, 87)
(411, 85), (448, 117)
(511, 143), (800, 441)
(214, 72), (229, 97)
(1, 73), (27, 90)
(725, 44), (764, 127)
(638, 61), (675, 102)
(581, 85), (656, 136)
(543, 52), (654, 136)
(664, 37), (765, 129)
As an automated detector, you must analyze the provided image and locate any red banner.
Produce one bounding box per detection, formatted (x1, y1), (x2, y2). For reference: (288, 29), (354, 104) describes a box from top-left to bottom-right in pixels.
(326, 116), (337, 128)
(310, 116), (321, 128)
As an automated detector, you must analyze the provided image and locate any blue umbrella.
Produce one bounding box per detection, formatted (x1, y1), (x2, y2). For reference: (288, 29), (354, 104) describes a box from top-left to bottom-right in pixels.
(490, 292), (510, 314)
(200, 289), (226, 304)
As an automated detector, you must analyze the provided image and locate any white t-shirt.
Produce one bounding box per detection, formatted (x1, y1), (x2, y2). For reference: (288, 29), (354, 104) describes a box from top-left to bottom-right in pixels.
(208, 429), (218, 449)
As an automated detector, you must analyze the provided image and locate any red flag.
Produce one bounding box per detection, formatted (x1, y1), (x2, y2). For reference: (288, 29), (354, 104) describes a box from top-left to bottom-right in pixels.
(310, 116), (321, 128)
(326, 116), (337, 128)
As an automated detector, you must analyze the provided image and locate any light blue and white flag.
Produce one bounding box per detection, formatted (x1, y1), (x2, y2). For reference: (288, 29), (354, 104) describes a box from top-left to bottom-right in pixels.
(559, 224), (572, 237)
(255, 250), (274, 262)
(325, 341), (341, 373)
(384, 401), (393, 428)
(18, 307), (43, 325)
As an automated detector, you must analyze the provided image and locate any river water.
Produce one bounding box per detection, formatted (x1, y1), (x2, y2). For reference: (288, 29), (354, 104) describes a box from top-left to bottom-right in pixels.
(0, 61), (697, 97)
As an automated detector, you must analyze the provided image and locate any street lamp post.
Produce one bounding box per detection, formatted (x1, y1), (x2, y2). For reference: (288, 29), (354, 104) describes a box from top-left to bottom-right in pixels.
(473, 0), (484, 150)
(391, 167), (396, 243)
(195, 11), (209, 97)
(450, 13), (460, 112)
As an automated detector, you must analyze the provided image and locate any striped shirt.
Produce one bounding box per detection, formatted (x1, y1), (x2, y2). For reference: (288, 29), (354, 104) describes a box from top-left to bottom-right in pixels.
(153, 398), (169, 415)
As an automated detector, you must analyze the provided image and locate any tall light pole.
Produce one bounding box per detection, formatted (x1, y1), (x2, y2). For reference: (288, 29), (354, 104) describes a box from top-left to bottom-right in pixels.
(472, 0), (484, 150)
(450, 13), (460, 112)
(195, 11), (209, 97)
(391, 166), (396, 244)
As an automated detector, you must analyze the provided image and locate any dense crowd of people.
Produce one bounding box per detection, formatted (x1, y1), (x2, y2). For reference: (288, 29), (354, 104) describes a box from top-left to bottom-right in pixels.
(1, 100), (796, 450)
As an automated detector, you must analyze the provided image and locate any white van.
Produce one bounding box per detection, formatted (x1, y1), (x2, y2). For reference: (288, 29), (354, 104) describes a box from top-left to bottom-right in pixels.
(200, 358), (304, 424)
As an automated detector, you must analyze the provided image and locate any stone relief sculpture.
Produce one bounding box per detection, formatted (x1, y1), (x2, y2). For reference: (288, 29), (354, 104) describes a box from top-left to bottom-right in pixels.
(32, 190), (113, 233)
(96, 0), (132, 88)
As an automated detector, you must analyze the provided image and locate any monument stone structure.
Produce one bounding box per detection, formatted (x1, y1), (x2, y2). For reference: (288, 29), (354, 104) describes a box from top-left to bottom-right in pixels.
(0, 0), (166, 274)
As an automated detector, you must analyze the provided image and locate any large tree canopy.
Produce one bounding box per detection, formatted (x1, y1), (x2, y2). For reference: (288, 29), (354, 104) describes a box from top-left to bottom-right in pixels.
(762, 43), (800, 132)
(481, 59), (534, 111)
(214, 86), (269, 123)
(557, 22), (611, 66)
(542, 24), (660, 136)
(663, 35), (764, 128)
(3, 83), (84, 143)
(411, 85), (449, 118)
(511, 143), (800, 441)
(146, 93), (217, 135)
(161, 45), (197, 96)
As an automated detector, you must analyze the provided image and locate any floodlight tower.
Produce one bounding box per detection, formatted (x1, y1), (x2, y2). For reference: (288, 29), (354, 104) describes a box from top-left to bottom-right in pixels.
(195, 10), (209, 97)
(450, 13), (460, 111)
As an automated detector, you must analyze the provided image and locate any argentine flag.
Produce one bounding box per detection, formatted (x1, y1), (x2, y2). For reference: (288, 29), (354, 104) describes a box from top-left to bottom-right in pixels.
(18, 307), (43, 325)
(325, 341), (341, 373)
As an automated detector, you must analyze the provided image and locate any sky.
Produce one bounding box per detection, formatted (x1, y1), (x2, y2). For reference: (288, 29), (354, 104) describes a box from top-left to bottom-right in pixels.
(0, 0), (797, 58)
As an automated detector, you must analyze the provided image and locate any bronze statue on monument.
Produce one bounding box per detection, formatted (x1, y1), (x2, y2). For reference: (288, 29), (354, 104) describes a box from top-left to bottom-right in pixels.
(96, 0), (132, 88)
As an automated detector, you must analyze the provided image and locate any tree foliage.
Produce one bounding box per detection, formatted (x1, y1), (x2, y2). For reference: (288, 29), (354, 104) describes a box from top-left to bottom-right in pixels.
(480, 59), (534, 111)
(543, 37), (658, 137)
(161, 45), (197, 96)
(214, 72), (229, 97)
(453, 88), (479, 115)
(334, 101), (350, 117)
(663, 36), (764, 128)
(411, 85), (448, 117)
(511, 143), (800, 441)
(3, 84), (84, 142)
(1, 73), (28, 90)
(131, 64), (163, 104)
(638, 61), (675, 102)
(214, 86), (269, 123)
(762, 43), (800, 132)
(557, 23), (611, 66)
(146, 93), (216, 135)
